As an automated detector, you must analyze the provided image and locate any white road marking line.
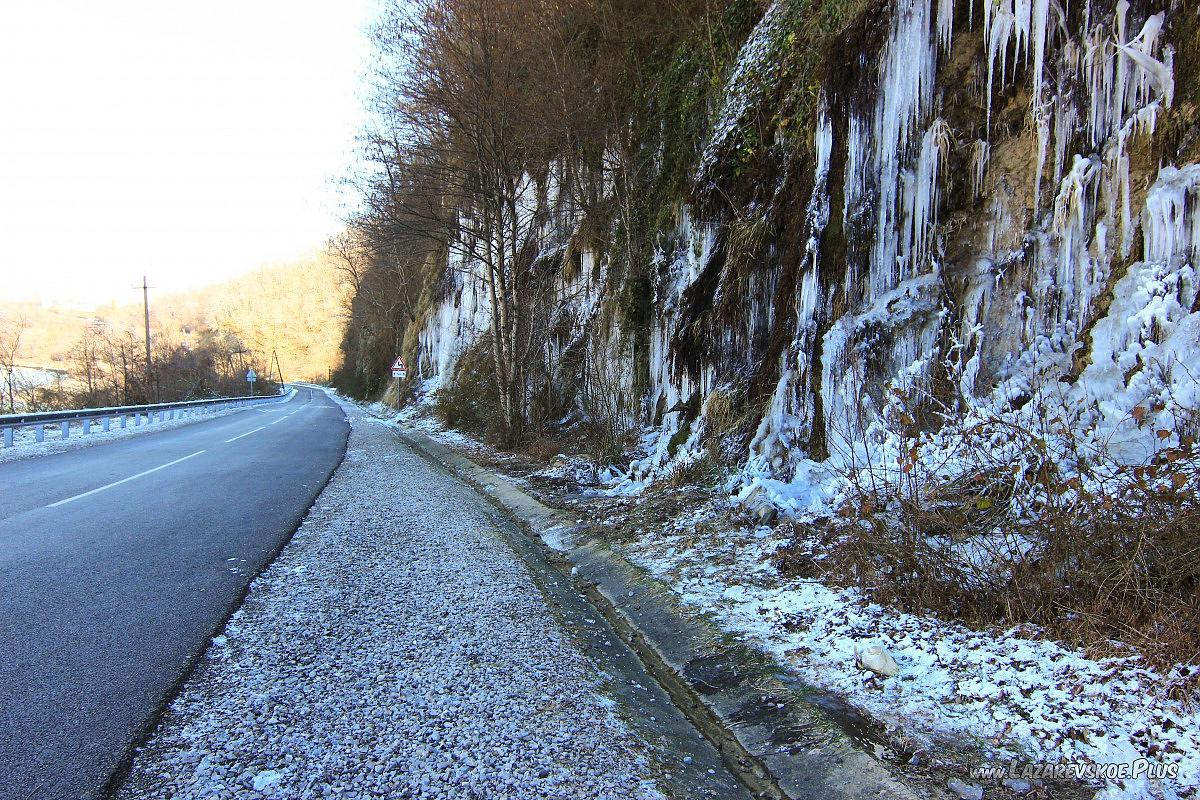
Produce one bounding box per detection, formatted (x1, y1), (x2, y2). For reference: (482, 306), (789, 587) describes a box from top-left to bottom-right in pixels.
(48, 450), (207, 508)
(225, 426), (267, 443)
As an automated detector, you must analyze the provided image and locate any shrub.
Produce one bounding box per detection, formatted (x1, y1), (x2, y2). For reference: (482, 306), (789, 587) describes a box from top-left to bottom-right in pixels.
(580, 337), (638, 464)
(432, 339), (503, 442)
(808, 366), (1200, 673)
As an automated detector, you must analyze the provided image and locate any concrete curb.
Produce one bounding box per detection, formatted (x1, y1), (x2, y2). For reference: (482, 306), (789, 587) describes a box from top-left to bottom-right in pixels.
(390, 424), (926, 800)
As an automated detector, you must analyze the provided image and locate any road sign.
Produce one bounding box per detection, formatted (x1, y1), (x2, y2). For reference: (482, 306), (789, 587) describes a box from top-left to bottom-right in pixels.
(246, 369), (257, 383)
(391, 357), (407, 379)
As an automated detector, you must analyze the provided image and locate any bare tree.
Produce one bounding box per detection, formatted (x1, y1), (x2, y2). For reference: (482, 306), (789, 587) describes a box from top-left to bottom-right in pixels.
(363, 0), (578, 440)
(69, 322), (108, 406)
(0, 314), (28, 413)
(336, 0), (731, 439)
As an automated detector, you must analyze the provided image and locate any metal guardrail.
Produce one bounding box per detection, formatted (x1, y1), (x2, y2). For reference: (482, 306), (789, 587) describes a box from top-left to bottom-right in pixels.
(0, 390), (288, 448)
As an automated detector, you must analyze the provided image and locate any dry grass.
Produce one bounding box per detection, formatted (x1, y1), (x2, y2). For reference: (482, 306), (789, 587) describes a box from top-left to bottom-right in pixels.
(780, 384), (1200, 680)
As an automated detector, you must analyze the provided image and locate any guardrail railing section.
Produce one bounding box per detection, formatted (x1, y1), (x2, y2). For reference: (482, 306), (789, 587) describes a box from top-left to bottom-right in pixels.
(0, 390), (288, 448)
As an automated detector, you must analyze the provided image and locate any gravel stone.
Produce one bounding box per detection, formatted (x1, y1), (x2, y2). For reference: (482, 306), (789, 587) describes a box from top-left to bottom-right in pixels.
(118, 406), (664, 799)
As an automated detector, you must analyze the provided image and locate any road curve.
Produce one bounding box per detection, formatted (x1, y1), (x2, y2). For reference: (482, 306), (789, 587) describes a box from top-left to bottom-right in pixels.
(0, 387), (349, 800)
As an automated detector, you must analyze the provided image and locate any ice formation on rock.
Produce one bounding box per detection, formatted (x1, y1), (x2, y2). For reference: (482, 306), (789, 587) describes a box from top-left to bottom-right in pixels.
(406, 0), (1194, 510)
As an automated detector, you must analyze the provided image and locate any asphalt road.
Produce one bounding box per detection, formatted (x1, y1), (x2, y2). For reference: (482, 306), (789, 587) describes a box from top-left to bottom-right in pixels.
(0, 387), (349, 800)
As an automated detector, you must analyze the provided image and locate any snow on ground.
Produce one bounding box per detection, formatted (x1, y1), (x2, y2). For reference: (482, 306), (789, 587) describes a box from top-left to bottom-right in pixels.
(117, 401), (664, 800)
(346, 395), (1199, 798)
(367, 396), (492, 455)
(620, 503), (1198, 800)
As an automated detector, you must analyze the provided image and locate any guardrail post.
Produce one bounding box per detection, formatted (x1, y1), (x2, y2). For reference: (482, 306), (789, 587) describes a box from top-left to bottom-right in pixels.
(82, 418), (91, 435)
(36, 423), (45, 442)
(103, 417), (111, 432)
(60, 420), (70, 439)
(3, 426), (11, 448)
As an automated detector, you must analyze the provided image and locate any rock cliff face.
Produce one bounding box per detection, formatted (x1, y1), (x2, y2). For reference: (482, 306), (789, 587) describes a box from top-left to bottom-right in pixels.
(408, 0), (1198, 508)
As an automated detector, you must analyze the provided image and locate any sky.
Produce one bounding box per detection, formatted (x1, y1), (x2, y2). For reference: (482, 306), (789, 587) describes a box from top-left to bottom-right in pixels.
(0, 0), (376, 308)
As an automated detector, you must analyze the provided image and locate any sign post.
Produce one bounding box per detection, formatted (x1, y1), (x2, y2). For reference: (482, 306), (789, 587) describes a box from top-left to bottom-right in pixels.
(390, 357), (407, 408)
(246, 368), (257, 397)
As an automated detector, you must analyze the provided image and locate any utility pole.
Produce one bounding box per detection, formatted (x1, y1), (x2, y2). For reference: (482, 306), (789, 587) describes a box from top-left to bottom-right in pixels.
(270, 348), (285, 391)
(135, 276), (156, 402)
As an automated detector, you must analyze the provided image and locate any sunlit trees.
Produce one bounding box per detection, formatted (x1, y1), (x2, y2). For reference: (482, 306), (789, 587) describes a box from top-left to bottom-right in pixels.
(361, 0), (599, 441)
(0, 251), (345, 412)
(337, 0), (736, 443)
(0, 313), (27, 413)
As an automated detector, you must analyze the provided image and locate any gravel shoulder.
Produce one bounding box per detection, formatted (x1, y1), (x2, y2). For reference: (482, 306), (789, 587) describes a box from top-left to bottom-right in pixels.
(115, 400), (712, 800)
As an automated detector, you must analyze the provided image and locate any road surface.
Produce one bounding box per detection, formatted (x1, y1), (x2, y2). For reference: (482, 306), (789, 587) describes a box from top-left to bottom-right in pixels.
(115, 401), (747, 800)
(0, 387), (349, 800)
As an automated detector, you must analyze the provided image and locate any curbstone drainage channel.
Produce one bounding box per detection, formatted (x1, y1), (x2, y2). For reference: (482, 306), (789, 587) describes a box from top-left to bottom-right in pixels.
(388, 423), (928, 800)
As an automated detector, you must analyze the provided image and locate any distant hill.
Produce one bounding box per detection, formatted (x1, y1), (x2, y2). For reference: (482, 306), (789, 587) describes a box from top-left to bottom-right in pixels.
(1, 251), (350, 400)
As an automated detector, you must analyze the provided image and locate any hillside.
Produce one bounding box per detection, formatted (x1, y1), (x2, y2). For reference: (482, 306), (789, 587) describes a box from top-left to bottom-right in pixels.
(334, 0), (1200, 794)
(1, 253), (348, 409)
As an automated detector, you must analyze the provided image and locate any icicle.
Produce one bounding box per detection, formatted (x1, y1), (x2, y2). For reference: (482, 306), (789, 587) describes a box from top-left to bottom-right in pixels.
(1052, 95), (1078, 190)
(1117, 45), (1173, 109)
(752, 98), (835, 471)
(1116, 124), (1134, 258)
(1029, 0), (1051, 210)
(984, 0), (1006, 132)
(1049, 155), (1102, 325)
(937, 0), (955, 52)
(910, 119), (952, 270)
(1134, 101), (1160, 139)
(1031, 0), (1050, 105)
(1121, 12), (1172, 108)
(1078, 5), (1173, 150)
(1114, 0), (1130, 139)
(813, 97), (834, 185)
(870, 0), (940, 298)
(970, 140), (990, 199)
(1034, 114), (1050, 216)
(1014, 0), (1033, 64)
(1082, 28), (1110, 147)
(1143, 165), (1200, 268)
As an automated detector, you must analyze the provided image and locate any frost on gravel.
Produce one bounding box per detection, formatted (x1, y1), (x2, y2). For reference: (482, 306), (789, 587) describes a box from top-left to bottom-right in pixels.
(118, 404), (664, 800)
